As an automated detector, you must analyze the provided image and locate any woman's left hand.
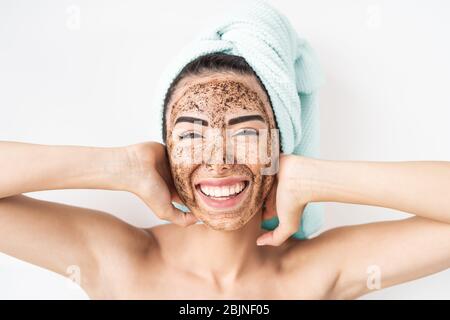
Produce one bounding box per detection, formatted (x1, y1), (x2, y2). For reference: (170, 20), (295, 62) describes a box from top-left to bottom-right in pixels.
(256, 155), (315, 246)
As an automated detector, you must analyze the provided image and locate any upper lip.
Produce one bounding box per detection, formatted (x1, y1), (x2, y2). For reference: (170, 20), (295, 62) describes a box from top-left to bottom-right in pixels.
(194, 176), (250, 187)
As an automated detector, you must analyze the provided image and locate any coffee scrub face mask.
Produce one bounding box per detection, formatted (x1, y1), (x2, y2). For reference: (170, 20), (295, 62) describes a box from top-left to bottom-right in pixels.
(165, 74), (278, 231)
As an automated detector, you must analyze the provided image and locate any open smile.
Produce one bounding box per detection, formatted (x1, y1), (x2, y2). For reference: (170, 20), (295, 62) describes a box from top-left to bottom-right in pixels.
(194, 177), (251, 212)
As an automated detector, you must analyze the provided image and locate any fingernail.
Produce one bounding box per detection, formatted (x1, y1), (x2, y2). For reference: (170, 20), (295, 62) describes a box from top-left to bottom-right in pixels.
(257, 240), (265, 246)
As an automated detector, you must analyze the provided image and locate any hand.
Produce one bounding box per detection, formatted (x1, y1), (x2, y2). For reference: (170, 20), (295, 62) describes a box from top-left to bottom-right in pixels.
(125, 142), (198, 227)
(257, 155), (314, 246)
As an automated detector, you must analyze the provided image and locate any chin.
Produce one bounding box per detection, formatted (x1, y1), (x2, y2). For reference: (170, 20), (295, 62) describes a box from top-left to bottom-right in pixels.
(194, 209), (256, 231)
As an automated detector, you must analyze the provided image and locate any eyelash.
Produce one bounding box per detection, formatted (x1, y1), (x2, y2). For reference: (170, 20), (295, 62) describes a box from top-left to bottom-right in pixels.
(233, 128), (259, 137)
(177, 128), (259, 140)
(178, 131), (203, 140)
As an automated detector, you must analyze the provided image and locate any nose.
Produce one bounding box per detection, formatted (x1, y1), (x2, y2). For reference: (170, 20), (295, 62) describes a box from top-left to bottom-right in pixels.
(203, 130), (233, 171)
(205, 163), (232, 174)
(204, 143), (229, 168)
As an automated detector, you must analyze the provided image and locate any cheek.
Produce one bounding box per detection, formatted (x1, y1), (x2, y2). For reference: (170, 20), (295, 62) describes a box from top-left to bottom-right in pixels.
(248, 164), (275, 199)
(170, 142), (201, 164)
(233, 136), (270, 166)
(167, 143), (198, 205)
(170, 139), (216, 169)
(170, 163), (197, 207)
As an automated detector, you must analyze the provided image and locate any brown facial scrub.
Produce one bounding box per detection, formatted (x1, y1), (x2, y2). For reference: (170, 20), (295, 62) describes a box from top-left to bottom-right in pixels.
(165, 77), (278, 231)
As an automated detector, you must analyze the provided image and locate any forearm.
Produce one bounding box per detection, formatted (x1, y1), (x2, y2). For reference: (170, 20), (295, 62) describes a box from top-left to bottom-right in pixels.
(301, 158), (450, 223)
(0, 141), (132, 199)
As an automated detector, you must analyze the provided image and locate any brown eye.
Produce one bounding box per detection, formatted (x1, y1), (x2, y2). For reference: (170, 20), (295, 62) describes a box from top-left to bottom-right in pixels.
(178, 131), (203, 140)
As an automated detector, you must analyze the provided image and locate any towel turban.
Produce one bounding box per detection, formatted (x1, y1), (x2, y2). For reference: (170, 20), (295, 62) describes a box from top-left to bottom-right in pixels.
(155, 0), (325, 239)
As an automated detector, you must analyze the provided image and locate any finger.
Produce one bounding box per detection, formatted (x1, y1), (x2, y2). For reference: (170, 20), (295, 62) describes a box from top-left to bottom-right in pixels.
(262, 182), (277, 221)
(167, 176), (188, 207)
(257, 203), (303, 246)
(145, 175), (197, 227)
(256, 216), (298, 246)
(170, 191), (184, 205)
(152, 199), (199, 227)
(167, 206), (199, 227)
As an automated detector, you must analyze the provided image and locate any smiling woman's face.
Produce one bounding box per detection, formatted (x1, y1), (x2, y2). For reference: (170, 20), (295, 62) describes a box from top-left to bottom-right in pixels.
(165, 72), (277, 231)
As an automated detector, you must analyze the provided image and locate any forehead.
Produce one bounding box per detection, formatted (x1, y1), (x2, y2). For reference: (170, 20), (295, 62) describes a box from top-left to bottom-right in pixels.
(166, 73), (273, 124)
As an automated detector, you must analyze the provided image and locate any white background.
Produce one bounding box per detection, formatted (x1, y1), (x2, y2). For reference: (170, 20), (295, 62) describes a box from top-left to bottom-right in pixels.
(0, 0), (449, 299)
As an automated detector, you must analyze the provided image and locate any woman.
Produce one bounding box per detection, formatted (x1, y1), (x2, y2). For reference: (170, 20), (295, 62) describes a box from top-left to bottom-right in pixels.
(1, 52), (449, 299)
(1, 2), (449, 299)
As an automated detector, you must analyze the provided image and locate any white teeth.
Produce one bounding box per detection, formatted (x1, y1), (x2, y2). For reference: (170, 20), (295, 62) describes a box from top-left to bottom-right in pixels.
(199, 182), (246, 197)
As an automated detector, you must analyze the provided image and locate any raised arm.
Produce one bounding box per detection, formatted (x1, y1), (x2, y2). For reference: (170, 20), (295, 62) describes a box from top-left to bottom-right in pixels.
(260, 156), (450, 298)
(313, 160), (450, 299)
(0, 141), (129, 198)
(0, 141), (196, 296)
(307, 160), (450, 223)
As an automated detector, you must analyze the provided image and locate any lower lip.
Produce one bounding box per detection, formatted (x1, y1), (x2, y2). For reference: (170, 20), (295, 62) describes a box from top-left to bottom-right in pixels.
(195, 183), (249, 212)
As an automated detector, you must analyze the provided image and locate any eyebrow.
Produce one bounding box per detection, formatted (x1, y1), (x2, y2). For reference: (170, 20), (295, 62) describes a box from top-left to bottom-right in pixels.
(228, 114), (265, 126)
(174, 116), (209, 126)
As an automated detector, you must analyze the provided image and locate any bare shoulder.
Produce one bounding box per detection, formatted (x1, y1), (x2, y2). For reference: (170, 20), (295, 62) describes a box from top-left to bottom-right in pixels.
(279, 229), (346, 299)
(86, 217), (159, 298)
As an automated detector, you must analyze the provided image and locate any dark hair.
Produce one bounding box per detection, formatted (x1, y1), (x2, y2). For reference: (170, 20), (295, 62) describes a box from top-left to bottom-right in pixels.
(162, 53), (274, 142)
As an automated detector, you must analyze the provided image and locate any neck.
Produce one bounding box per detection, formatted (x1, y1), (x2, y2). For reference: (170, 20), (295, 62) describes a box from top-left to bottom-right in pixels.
(187, 211), (268, 285)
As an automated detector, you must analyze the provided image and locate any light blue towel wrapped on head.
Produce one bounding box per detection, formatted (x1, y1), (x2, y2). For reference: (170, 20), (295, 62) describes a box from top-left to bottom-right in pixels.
(155, 0), (325, 239)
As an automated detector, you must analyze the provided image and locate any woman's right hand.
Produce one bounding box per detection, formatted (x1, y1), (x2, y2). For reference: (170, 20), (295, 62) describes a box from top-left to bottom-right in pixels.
(125, 141), (199, 227)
